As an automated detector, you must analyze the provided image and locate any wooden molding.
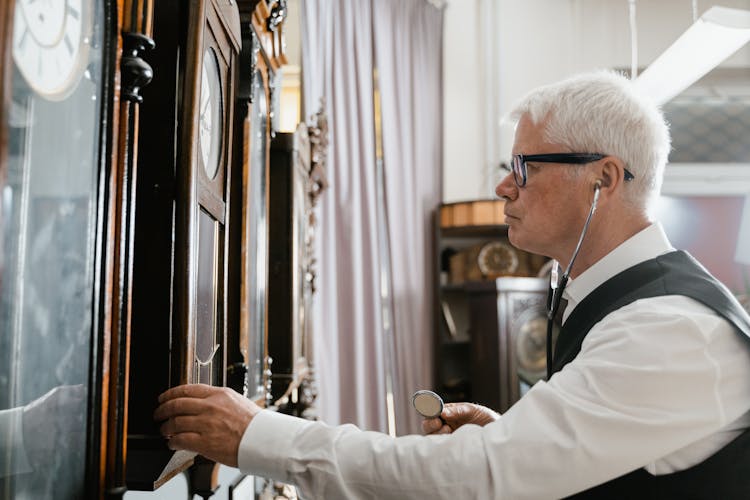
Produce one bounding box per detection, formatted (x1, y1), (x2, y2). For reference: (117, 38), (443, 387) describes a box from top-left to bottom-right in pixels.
(0, 0), (13, 195)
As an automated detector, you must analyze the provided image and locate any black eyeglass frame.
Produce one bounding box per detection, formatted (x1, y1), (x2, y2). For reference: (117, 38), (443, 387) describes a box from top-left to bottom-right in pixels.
(506, 153), (635, 187)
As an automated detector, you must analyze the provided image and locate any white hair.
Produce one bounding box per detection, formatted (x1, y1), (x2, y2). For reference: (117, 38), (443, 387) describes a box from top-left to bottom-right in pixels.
(509, 70), (671, 213)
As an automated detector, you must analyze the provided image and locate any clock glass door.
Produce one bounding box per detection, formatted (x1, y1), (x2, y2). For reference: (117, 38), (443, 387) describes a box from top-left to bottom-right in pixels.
(0, 0), (104, 497)
(194, 42), (227, 386)
(243, 66), (269, 400)
(183, 0), (238, 391)
(292, 125), (312, 381)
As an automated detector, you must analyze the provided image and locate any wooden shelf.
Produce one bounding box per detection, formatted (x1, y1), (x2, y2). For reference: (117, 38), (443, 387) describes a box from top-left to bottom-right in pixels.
(440, 224), (508, 239)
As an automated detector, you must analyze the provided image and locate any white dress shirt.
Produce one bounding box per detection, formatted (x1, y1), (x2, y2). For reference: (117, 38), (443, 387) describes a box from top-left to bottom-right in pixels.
(238, 223), (750, 499)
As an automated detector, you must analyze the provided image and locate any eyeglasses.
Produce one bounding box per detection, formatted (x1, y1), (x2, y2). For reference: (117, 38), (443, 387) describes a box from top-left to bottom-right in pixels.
(503, 153), (635, 187)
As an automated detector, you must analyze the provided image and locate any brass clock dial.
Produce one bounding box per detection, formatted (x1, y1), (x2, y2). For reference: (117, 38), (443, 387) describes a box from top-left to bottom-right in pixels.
(477, 241), (519, 277)
(199, 47), (223, 179)
(516, 309), (562, 386)
(515, 315), (548, 385)
(12, 0), (91, 100)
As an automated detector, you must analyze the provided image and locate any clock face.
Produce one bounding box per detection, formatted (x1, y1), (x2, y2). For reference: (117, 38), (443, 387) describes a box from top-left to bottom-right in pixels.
(199, 48), (223, 179)
(515, 316), (547, 384)
(12, 0), (90, 100)
(515, 310), (559, 385)
(477, 241), (519, 277)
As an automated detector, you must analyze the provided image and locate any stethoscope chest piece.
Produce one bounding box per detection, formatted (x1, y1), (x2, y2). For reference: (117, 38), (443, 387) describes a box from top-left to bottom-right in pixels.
(412, 390), (444, 418)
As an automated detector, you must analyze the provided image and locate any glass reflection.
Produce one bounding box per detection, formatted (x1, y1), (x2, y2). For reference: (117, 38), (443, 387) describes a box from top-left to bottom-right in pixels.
(292, 155), (307, 368)
(0, 2), (103, 498)
(245, 69), (268, 399)
(196, 209), (220, 385)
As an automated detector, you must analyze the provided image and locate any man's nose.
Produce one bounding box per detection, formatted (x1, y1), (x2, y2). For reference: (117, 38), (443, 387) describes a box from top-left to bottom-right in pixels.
(495, 172), (517, 200)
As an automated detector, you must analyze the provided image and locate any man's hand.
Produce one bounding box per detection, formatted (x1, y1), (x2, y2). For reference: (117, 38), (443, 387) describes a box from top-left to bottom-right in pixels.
(154, 384), (261, 467)
(421, 402), (500, 435)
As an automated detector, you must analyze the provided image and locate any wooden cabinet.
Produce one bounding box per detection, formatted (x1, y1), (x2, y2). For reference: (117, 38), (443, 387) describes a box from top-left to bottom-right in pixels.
(434, 201), (551, 411)
(466, 278), (549, 412)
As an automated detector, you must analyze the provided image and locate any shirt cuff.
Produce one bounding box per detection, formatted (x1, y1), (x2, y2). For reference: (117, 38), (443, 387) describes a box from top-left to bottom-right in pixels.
(237, 409), (314, 481)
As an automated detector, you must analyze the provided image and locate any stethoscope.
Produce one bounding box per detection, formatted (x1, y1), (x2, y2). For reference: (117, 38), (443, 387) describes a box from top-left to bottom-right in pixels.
(546, 181), (601, 375)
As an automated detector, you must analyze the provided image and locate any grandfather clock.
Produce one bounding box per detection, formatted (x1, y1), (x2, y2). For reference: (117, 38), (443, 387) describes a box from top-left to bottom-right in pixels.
(227, 0), (288, 406)
(174, 0), (240, 393)
(268, 110), (329, 417)
(0, 0), (146, 498)
(126, 0), (241, 491)
(127, 0), (287, 493)
(0, 0), (110, 497)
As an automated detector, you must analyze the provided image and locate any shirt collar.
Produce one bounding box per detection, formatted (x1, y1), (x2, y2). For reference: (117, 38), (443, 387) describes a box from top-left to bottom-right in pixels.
(562, 222), (675, 321)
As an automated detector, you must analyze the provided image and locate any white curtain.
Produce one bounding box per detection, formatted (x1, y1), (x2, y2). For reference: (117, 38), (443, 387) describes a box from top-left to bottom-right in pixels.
(301, 0), (444, 435)
(373, 0), (444, 435)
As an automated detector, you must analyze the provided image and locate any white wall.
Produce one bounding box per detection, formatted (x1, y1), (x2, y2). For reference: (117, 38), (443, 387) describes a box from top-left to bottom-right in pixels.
(442, 0), (750, 202)
(442, 0), (484, 202)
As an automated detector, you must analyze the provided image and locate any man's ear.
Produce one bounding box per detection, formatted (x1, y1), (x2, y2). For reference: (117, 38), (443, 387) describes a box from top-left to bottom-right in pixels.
(598, 156), (628, 191)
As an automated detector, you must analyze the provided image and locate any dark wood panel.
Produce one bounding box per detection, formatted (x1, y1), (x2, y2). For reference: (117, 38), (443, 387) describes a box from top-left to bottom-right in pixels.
(268, 132), (295, 400)
(126, 0), (184, 489)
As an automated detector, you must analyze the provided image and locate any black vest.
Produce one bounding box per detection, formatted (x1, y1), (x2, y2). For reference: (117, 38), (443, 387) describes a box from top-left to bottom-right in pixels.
(550, 251), (750, 499)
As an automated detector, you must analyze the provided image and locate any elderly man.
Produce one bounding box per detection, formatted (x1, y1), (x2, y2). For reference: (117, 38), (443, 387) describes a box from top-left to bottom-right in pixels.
(155, 71), (750, 499)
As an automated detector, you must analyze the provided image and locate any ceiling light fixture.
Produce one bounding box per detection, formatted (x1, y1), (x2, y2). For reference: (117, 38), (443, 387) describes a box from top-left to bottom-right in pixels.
(635, 6), (750, 105)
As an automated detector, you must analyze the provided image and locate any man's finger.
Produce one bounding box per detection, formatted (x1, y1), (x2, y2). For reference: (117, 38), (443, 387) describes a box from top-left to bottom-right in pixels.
(165, 431), (202, 452)
(421, 417), (443, 435)
(153, 397), (210, 421)
(437, 423), (453, 434)
(158, 383), (213, 404)
(167, 431), (238, 468)
(423, 416), (452, 434)
(160, 415), (203, 437)
(440, 403), (467, 427)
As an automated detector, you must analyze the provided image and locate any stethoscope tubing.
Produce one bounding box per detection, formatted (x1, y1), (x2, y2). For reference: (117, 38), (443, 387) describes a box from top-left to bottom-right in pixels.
(546, 184), (601, 376)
